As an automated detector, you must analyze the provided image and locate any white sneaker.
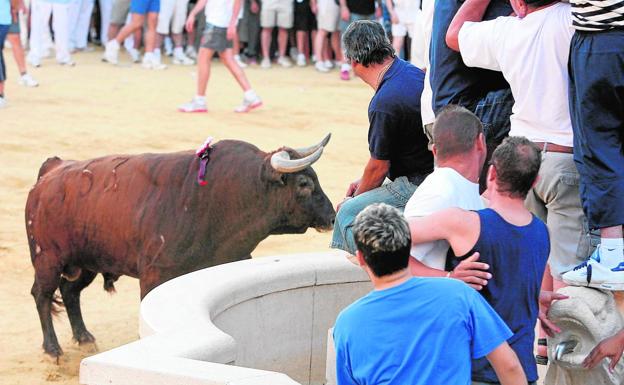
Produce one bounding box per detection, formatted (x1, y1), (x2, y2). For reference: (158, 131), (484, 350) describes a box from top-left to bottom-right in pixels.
(185, 46), (198, 60)
(296, 53), (306, 67)
(27, 52), (41, 67)
(178, 97), (208, 113)
(315, 61), (330, 73)
(234, 92), (262, 113)
(0, 96), (6, 108)
(562, 247), (624, 290)
(261, 57), (271, 69)
(173, 50), (195, 66)
(323, 60), (334, 69)
(103, 40), (120, 64)
(289, 46), (298, 60)
(142, 53), (167, 70)
(277, 56), (292, 68)
(234, 54), (248, 68)
(127, 48), (141, 63)
(18, 73), (39, 87)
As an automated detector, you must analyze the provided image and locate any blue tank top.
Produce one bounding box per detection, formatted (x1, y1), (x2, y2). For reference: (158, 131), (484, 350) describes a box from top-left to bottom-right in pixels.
(454, 208), (549, 383)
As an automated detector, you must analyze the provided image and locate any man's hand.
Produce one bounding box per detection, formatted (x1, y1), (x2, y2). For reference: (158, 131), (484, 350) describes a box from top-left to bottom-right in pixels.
(251, 0), (259, 13)
(583, 330), (624, 372)
(226, 24), (237, 40)
(450, 252), (491, 290)
(345, 178), (361, 198)
(538, 291), (569, 337)
(185, 13), (196, 32)
(340, 6), (350, 21)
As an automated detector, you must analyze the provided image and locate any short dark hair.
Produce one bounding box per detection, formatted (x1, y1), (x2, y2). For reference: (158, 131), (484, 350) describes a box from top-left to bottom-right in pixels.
(342, 20), (395, 67)
(433, 105), (484, 160)
(352, 203), (411, 277)
(490, 136), (541, 199)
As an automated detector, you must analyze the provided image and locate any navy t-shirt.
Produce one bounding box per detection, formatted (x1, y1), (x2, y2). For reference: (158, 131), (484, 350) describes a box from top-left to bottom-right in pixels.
(346, 0), (375, 15)
(452, 208), (550, 383)
(368, 58), (434, 180)
(333, 277), (513, 385)
(430, 0), (512, 114)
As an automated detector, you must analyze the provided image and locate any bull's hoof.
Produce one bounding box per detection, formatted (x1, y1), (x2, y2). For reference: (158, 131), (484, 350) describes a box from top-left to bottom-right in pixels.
(43, 344), (63, 362)
(75, 330), (96, 345)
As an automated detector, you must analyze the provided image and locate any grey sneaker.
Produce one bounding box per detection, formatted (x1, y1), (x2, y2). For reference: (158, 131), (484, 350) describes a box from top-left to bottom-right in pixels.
(18, 73), (39, 87)
(234, 93), (262, 113)
(178, 97), (208, 113)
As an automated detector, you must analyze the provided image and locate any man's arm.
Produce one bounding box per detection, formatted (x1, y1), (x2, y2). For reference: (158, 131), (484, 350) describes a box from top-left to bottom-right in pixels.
(353, 157), (389, 196)
(186, 0), (209, 32)
(227, 0), (243, 39)
(409, 253), (491, 290)
(10, 0), (19, 22)
(408, 207), (474, 247)
(486, 342), (527, 385)
(445, 0), (491, 51)
(385, 0), (399, 24)
(339, 0), (350, 21)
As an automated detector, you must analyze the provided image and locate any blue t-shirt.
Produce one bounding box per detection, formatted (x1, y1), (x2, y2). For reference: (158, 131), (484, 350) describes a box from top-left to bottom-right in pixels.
(451, 209), (549, 383)
(333, 277), (513, 385)
(0, 0), (11, 25)
(429, 0), (512, 114)
(368, 58), (433, 181)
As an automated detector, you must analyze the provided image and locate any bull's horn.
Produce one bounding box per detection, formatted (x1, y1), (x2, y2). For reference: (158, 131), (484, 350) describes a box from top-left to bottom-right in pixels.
(293, 133), (332, 157)
(271, 147), (324, 173)
(555, 340), (578, 361)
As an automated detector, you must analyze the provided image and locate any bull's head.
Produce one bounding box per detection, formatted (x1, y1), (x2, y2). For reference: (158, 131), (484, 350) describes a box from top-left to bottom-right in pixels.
(265, 134), (336, 234)
(545, 286), (624, 385)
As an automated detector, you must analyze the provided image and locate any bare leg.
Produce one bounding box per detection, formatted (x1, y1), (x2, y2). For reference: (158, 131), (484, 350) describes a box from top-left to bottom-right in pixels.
(220, 48), (251, 91)
(392, 35), (404, 56)
(196, 47), (215, 96)
(172, 32), (183, 48)
(296, 30), (306, 57)
(313, 29), (326, 62)
(114, 13), (145, 43)
(261, 27), (272, 59)
(331, 31), (342, 61)
(108, 23), (121, 41)
(144, 12), (159, 52)
(602, 226), (624, 239)
(277, 27), (287, 57)
(8, 33), (27, 75)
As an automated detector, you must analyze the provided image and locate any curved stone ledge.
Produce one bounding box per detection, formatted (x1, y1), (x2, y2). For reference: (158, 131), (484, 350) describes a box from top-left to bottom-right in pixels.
(80, 251), (371, 385)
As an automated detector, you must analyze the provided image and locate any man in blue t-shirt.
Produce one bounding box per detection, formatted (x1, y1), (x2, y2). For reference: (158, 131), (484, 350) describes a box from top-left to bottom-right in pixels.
(331, 20), (433, 257)
(408, 137), (557, 384)
(333, 202), (527, 385)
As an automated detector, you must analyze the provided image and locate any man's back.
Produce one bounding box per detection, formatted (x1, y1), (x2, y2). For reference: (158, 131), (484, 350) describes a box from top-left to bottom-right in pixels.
(333, 277), (512, 385)
(451, 208), (549, 383)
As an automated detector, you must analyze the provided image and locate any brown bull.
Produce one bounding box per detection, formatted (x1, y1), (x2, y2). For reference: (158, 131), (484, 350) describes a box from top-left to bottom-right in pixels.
(25, 135), (335, 358)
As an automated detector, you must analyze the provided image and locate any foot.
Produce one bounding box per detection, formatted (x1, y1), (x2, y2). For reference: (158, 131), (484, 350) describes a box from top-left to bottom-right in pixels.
(142, 54), (167, 70)
(315, 61), (330, 73)
(289, 46), (298, 60)
(127, 48), (141, 63)
(58, 60), (76, 66)
(340, 69), (350, 81)
(18, 73), (39, 87)
(277, 56), (292, 68)
(234, 92), (262, 113)
(234, 54), (248, 68)
(562, 247), (624, 290)
(296, 53), (306, 67)
(103, 40), (120, 64)
(323, 60), (334, 69)
(185, 46), (198, 60)
(173, 51), (195, 66)
(0, 96), (6, 108)
(261, 57), (272, 69)
(178, 97), (208, 113)
(27, 53), (41, 67)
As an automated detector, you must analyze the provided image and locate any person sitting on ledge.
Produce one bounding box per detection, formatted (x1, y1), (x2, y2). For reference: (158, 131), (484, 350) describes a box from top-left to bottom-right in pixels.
(333, 202), (527, 385)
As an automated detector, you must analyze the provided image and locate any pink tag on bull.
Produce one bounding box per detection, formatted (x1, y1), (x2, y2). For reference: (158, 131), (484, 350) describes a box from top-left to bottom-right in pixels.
(196, 137), (214, 157)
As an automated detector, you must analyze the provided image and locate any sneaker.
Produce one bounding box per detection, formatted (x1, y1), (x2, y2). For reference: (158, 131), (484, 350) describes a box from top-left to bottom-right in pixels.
(185, 46), (198, 60)
(315, 61), (330, 73)
(277, 56), (292, 68)
(58, 60), (76, 66)
(562, 248), (624, 290)
(296, 53), (306, 67)
(234, 54), (248, 68)
(323, 60), (334, 69)
(18, 73), (39, 87)
(289, 46), (298, 61)
(0, 96), (6, 108)
(234, 93), (262, 113)
(103, 40), (120, 64)
(127, 48), (141, 63)
(27, 52), (41, 68)
(261, 57), (271, 69)
(142, 53), (167, 70)
(178, 97), (208, 113)
(340, 69), (350, 81)
(173, 50), (195, 66)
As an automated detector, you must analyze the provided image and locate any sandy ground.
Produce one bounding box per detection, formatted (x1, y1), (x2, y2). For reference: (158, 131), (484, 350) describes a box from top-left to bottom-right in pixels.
(0, 49), (549, 384)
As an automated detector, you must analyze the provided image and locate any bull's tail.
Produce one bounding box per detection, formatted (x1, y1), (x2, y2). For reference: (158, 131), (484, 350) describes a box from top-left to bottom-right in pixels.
(102, 273), (119, 294)
(37, 156), (63, 180)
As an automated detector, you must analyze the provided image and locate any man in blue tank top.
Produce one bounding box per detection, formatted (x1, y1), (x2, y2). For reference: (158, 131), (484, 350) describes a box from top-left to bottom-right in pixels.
(407, 136), (552, 385)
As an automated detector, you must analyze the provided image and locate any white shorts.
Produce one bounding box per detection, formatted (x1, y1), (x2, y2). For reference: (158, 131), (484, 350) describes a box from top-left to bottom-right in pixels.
(156, 0), (189, 34)
(260, 0), (294, 28)
(391, 21), (413, 37)
(316, 0), (339, 32)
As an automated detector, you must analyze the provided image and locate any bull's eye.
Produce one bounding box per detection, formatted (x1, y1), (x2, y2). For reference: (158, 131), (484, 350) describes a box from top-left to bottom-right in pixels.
(281, 174), (288, 184)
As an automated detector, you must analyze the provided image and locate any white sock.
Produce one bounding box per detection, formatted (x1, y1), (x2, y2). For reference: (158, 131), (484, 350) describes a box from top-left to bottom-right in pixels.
(341, 63), (350, 72)
(108, 40), (120, 50)
(144, 52), (153, 60)
(244, 90), (257, 100)
(174, 47), (183, 56)
(154, 49), (161, 59)
(599, 238), (624, 266)
(195, 95), (206, 103)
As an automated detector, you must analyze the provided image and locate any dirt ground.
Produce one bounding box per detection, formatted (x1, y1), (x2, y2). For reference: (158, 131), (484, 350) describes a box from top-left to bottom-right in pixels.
(0, 49), (373, 384)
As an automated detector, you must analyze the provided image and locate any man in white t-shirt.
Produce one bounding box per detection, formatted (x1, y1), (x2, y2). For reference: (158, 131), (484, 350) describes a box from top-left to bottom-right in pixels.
(404, 105), (492, 290)
(447, 0), (592, 363)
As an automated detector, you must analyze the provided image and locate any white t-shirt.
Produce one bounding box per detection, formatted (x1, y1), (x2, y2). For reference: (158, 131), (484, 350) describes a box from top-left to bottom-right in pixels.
(206, 0), (235, 28)
(458, 3), (574, 147)
(404, 167), (484, 270)
(418, 0), (435, 126)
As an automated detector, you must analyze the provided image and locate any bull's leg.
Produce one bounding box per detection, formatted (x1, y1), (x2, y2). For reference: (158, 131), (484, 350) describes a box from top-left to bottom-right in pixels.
(31, 255), (63, 358)
(59, 270), (97, 344)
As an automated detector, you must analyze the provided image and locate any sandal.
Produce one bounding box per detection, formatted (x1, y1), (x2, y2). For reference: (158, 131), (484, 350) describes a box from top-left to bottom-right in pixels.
(536, 338), (548, 365)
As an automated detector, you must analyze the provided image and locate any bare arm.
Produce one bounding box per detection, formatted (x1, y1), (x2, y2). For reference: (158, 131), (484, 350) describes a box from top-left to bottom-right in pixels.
(408, 207), (467, 246)
(339, 0), (350, 21)
(353, 157), (389, 196)
(227, 0), (242, 39)
(385, 0), (398, 23)
(186, 0), (209, 31)
(584, 329), (624, 372)
(486, 343), (527, 385)
(10, 0), (19, 21)
(445, 0), (491, 51)
(409, 252), (491, 290)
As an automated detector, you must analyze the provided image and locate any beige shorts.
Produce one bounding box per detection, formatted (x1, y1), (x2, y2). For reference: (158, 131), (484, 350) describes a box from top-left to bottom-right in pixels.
(157, 0), (190, 34)
(111, 0), (131, 25)
(260, 0), (294, 28)
(391, 21), (413, 37)
(316, 0), (339, 32)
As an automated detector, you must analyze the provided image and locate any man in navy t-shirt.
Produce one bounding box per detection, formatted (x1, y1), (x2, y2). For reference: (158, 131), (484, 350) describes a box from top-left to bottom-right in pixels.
(331, 20), (433, 256)
(333, 203), (527, 385)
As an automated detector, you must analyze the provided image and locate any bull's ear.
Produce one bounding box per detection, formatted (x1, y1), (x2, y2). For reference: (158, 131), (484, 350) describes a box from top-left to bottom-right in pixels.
(261, 161), (287, 186)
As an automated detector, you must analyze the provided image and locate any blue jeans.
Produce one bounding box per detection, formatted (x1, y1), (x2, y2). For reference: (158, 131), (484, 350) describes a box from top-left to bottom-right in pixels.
(0, 24), (9, 83)
(330, 176), (418, 254)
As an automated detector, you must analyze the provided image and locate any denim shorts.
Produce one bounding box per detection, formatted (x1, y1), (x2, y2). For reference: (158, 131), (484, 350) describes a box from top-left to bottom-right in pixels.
(200, 23), (233, 52)
(8, 22), (19, 34)
(330, 176), (419, 255)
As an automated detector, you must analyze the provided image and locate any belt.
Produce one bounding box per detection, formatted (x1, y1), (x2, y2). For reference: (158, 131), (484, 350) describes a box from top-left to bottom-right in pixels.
(533, 142), (573, 154)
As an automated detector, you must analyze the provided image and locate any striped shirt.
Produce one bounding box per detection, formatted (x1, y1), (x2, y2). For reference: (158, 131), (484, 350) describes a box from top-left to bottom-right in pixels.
(571, 0), (624, 31)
